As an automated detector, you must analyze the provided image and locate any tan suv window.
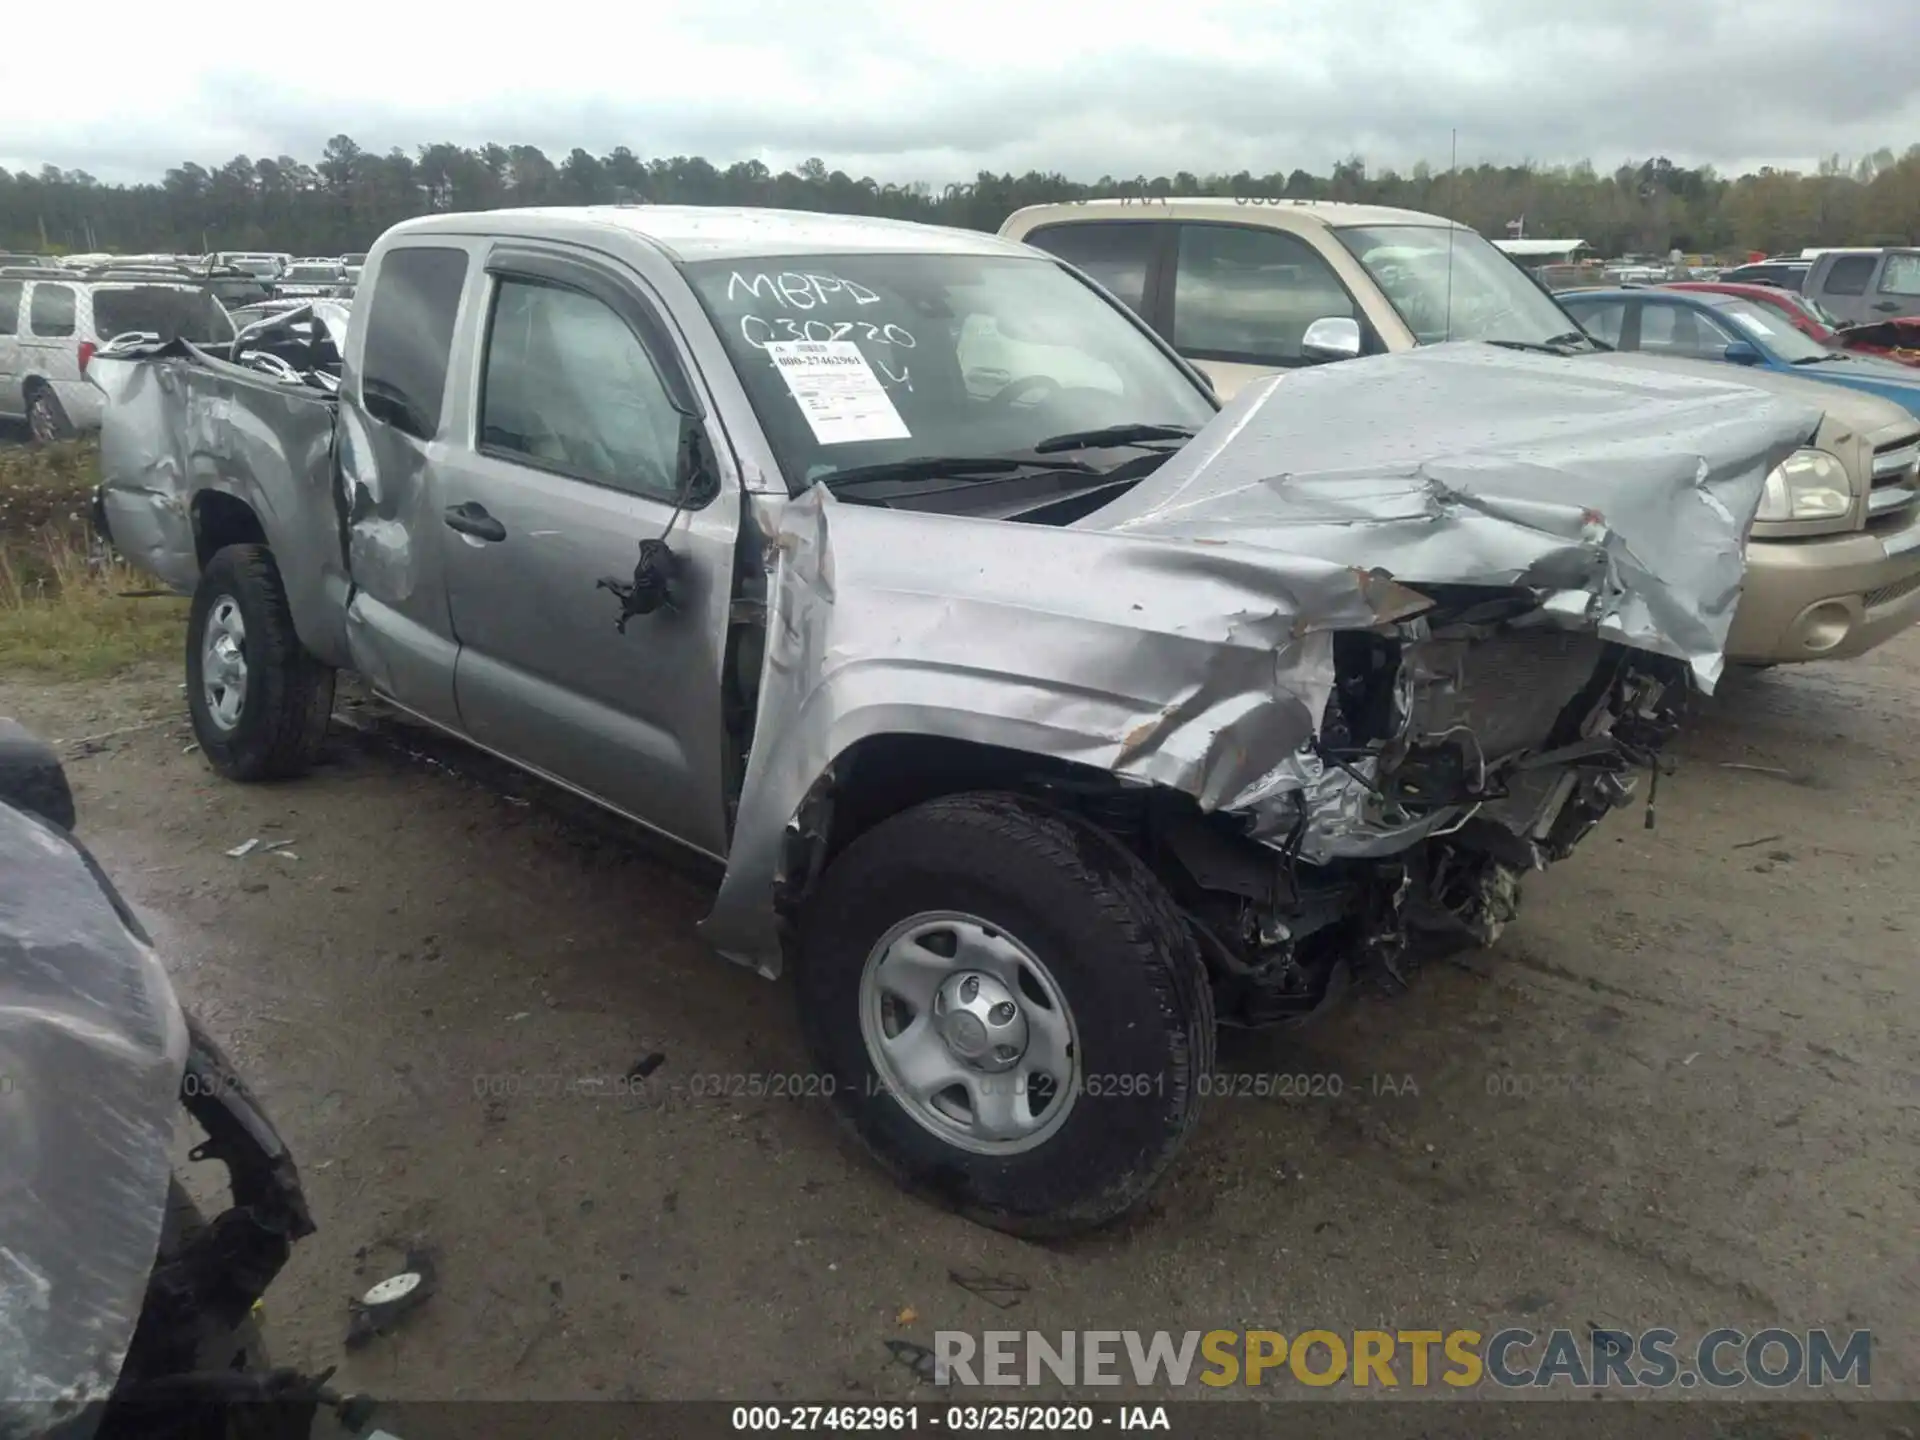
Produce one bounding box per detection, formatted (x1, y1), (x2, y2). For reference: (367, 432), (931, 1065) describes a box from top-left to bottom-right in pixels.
(1021, 222), (1157, 313)
(1171, 223), (1357, 366)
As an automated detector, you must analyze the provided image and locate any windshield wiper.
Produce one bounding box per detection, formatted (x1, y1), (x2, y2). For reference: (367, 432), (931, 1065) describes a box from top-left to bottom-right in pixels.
(1031, 423), (1198, 454)
(820, 453), (1099, 490)
(1544, 330), (1602, 352)
(1486, 332), (1596, 356)
(1791, 353), (1842, 365)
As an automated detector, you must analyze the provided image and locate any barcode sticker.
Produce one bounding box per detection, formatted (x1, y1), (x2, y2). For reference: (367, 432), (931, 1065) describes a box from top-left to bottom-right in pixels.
(763, 340), (910, 445)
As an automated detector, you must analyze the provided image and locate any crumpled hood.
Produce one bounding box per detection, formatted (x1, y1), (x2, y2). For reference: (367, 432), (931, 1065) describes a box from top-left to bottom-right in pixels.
(0, 805), (187, 1440)
(1092, 344), (1825, 682)
(699, 343), (1820, 970)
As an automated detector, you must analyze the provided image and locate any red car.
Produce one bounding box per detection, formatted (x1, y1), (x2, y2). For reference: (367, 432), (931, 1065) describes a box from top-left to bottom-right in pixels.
(1665, 281), (1920, 368)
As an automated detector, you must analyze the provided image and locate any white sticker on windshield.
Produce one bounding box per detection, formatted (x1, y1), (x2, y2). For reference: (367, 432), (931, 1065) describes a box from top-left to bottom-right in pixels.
(764, 341), (910, 445)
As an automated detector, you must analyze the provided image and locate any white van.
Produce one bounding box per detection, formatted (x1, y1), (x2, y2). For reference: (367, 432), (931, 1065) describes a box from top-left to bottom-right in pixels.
(0, 272), (236, 440)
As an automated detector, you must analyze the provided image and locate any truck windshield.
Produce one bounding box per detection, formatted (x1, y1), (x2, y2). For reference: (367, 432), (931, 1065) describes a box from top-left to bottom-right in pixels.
(1333, 225), (1592, 350)
(683, 253), (1216, 490)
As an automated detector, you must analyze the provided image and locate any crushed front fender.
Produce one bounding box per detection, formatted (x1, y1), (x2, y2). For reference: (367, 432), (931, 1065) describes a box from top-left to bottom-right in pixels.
(700, 344), (1821, 974)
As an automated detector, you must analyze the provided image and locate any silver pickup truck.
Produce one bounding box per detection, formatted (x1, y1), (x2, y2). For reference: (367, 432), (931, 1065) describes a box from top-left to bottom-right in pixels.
(91, 206), (1815, 1234)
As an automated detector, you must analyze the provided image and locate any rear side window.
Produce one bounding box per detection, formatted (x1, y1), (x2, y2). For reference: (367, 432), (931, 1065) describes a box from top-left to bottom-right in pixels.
(1636, 303), (1734, 360)
(1569, 299), (1627, 346)
(1821, 255), (1877, 297)
(1879, 253), (1920, 297)
(0, 280), (20, 336)
(29, 284), (76, 337)
(92, 286), (235, 343)
(361, 246), (469, 440)
(1022, 222), (1158, 313)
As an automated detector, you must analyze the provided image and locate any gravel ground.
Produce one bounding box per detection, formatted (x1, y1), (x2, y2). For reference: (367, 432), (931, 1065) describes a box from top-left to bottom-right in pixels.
(3, 635), (1916, 1426)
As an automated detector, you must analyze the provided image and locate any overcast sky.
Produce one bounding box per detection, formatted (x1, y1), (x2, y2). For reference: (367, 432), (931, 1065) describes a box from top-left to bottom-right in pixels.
(4, 0), (1918, 187)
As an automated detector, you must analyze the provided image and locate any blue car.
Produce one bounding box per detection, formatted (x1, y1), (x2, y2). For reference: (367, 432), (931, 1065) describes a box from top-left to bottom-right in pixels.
(1559, 287), (1920, 419)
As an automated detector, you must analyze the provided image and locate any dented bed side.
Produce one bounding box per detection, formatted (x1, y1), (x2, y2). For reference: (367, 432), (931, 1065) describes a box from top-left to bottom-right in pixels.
(92, 345), (351, 667)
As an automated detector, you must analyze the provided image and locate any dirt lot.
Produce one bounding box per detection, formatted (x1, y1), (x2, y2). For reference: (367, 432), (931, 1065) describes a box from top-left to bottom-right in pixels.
(4, 633), (1917, 1413)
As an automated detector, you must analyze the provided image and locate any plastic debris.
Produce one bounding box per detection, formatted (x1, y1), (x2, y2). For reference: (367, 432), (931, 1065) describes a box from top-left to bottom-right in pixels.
(225, 838), (260, 858)
(345, 1249), (437, 1349)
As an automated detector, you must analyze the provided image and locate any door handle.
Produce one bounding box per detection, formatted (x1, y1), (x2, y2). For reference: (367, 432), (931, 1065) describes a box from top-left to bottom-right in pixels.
(1873, 300), (1900, 313)
(444, 502), (506, 542)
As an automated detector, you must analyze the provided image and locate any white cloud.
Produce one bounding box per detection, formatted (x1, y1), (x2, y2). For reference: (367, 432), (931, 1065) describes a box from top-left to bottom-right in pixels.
(3, 0), (1916, 184)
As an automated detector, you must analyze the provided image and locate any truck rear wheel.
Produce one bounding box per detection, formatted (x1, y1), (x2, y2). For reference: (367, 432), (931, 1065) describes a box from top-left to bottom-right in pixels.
(186, 545), (334, 781)
(794, 791), (1213, 1236)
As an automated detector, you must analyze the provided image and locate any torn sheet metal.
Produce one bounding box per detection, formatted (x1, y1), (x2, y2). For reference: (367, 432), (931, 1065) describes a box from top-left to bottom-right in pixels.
(0, 804), (188, 1437)
(701, 345), (1819, 971)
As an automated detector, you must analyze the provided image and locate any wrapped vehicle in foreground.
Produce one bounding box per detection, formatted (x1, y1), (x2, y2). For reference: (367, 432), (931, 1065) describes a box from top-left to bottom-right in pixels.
(0, 722), (369, 1440)
(90, 207), (1817, 1234)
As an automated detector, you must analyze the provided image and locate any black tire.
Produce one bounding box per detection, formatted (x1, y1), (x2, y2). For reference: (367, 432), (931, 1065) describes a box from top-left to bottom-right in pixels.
(185, 545), (334, 781)
(26, 384), (74, 444)
(795, 791), (1214, 1237)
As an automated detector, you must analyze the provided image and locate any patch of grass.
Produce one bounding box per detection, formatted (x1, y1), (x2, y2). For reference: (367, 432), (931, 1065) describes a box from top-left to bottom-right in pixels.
(0, 441), (187, 679)
(0, 439), (101, 531)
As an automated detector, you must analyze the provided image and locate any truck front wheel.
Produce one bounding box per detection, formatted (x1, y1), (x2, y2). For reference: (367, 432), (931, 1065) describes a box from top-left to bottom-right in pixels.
(186, 545), (335, 781)
(794, 792), (1214, 1236)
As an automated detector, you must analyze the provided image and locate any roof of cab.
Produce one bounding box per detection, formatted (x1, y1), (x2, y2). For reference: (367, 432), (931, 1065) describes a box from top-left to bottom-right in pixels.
(1001, 198), (1469, 233)
(382, 205), (1039, 264)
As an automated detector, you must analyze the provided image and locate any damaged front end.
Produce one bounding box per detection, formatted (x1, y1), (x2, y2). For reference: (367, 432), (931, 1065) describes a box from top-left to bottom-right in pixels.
(1147, 608), (1692, 1025)
(704, 345), (1821, 1023)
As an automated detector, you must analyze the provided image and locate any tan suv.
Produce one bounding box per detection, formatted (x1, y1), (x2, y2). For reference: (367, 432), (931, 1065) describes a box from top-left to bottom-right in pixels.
(1001, 198), (1920, 666)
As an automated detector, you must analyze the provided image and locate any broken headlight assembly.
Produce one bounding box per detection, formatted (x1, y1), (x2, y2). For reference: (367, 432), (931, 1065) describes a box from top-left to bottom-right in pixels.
(1755, 448), (1851, 523)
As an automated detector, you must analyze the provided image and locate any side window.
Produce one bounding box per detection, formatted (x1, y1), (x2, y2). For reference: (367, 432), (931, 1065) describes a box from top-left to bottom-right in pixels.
(1569, 300), (1626, 347)
(1638, 303), (1735, 361)
(1821, 255), (1877, 297)
(479, 277), (684, 503)
(1171, 224), (1358, 366)
(28, 284), (76, 337)
(360, 246), (469, 441)
(1877, 253), (1920, 297)
(0, 280), (20, 336)
(1022, 222), (1157, 314)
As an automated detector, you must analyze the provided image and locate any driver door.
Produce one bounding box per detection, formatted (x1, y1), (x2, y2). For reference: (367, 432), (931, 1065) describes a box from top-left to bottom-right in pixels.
(437, 247), (740, 859)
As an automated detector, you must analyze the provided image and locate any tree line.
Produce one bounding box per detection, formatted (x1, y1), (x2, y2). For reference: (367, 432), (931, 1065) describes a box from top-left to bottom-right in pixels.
(3, 135), (1917, 259)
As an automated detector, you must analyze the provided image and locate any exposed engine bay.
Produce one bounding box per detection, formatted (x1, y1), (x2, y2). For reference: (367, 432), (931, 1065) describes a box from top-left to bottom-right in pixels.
(1119, 593), (1687, 1026)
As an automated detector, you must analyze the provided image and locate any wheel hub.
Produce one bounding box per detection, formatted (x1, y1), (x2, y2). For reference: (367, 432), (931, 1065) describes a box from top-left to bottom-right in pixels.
(858, 911), (1081, 1155)
(200, 597), (249, 731)
(932, 970), (1027, 1072)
